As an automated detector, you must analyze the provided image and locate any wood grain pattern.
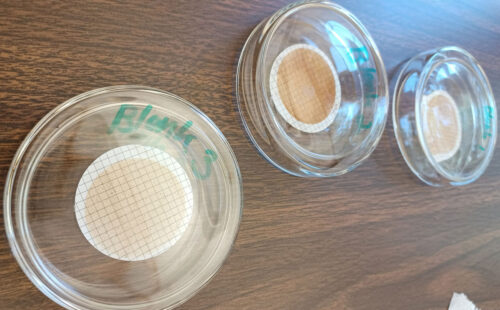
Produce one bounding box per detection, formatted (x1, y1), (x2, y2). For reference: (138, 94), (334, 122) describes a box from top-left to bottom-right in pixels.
(1, 0), (500, 309)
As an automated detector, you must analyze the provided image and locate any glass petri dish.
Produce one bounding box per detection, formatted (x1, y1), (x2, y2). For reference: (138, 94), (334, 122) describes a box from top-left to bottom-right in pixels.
(236, 0), (389, 177)
(4, 86), (243, 309)
(393, 47), (497, 186)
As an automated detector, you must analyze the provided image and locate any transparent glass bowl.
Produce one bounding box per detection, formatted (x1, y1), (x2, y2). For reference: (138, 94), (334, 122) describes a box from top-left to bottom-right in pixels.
(236, 0), (389, 177)
(393, 47), (497, 186)
(4, 86), (243, 309)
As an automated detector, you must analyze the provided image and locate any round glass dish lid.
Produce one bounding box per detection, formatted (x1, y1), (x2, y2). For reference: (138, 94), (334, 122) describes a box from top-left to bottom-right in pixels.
(4, 86), (242, 309)
(237, 0), (389, 177)
(393, 47), (497, 186)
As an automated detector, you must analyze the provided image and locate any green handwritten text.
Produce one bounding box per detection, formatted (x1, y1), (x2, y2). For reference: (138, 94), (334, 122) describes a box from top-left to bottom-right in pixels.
(347, 47), (378, 130)
(108, 104), (216, 179)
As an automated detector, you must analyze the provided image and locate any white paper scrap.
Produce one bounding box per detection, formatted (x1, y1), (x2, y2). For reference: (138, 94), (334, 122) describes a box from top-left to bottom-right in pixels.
(448, 293), (480, 310)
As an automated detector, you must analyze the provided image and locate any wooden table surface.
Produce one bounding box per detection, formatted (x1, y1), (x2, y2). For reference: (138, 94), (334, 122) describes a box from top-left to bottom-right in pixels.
(1, 0), (500, 309)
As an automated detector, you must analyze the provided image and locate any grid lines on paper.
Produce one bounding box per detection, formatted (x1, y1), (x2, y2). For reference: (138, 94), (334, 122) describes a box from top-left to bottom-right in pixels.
(269, 44), (341, 133)
(74, 145), (193, 261)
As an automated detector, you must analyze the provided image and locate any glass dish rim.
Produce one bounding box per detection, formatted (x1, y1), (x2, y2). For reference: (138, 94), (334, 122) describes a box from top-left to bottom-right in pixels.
(236, 0), (389, 177)
(414, 46), (497, 184)
(3, 85), (244, 309)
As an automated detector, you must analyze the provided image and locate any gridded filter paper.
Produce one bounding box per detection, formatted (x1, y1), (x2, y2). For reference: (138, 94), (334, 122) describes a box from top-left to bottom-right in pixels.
(269, 43), (341, 133)
(75, 144), (194, 261)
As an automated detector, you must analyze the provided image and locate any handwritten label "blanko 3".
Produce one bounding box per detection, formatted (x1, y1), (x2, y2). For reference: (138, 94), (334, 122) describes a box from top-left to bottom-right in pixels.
(108, 104), (218, 180)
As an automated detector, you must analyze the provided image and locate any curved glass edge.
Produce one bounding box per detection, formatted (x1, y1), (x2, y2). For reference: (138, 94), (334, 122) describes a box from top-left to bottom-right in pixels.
(416, 47), (497, 185)
(393, 47), (497, 186)
(392, 54), (442, 187)
(4, 85), (244, 310)
(236, 0), (389, 178)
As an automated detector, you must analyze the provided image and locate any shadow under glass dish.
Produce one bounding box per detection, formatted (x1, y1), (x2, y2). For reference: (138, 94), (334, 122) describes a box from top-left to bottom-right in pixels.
(236, 0), (389, 177)
(393, 46), (497, 186)
(4, 86), (243, 309)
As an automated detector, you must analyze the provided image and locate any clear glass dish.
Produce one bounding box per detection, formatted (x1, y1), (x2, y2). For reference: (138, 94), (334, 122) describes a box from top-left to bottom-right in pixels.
(4, 86), (243, 309)
(393, 47), (497, 186)
(236, 0), (389, 177)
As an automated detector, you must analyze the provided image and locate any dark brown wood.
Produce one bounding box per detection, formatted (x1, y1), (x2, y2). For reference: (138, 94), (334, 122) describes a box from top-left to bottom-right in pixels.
(1, 0), (500, 309)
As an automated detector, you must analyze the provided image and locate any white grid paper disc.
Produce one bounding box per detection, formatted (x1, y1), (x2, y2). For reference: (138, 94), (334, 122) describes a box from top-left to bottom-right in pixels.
(75, 144), (193, 261)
